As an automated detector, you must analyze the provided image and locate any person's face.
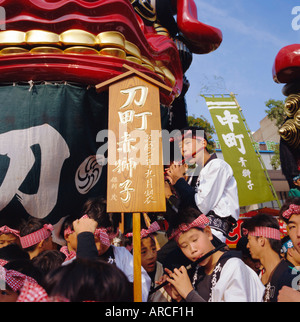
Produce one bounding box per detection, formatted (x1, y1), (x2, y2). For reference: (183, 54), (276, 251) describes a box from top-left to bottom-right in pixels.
(0, 234), (18, 249)
(177, 227), (214, 266)
(94, 237), (110, 256)
(0, 288), (19, 302)
(246, 235), (262, 260)
(141, 237), (157, 273)
(65, 232), (77, 252)
(178, 138), (206, 166)
(287, 214), (300, 254)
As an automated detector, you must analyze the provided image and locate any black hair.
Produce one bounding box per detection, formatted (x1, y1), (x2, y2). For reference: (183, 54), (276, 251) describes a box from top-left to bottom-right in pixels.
(4, 259), (43, 285)
(31, 250), (66, 277)
(168, 206), (204, 236)
(18, 217), (50, 252)
(243, 213), (281, 254)
(81, 197), (121, 233)
(180, 126), (208, 143)
(59, 216), (74, 240)
(43, 258), (132, 302)
(0, 243), (29, 261)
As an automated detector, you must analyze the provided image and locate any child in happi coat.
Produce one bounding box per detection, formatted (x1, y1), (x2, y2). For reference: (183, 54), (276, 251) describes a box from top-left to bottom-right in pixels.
(159, 207), (264, 302)
(165, 126), (239, 245)
(126, 221), (171, 302)
(71, 197), (151, 302)
(0, 225), (20, 249)
(243, 212), (299, 302)
(18, 217), (53, 259)
(277, 197), (300, 302)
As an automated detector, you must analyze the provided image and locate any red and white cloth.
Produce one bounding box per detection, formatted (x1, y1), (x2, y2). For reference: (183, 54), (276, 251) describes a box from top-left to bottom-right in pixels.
(60, 246), (76, 262)
(0, 225), (20, 237)
(19, 224), (53, 249)
(125, 221), (160, 239)
(0, 267), (38, 292)
(81, 214), (118, 247)
(169, 214), (210, 242)
(282, 204), (300, 220)
(17, 280), (69, 302)
(242, 226), (281, 241)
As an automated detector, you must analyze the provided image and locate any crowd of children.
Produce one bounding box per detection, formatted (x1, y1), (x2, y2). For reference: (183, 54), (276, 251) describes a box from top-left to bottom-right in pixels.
(0, 126), (300, 302)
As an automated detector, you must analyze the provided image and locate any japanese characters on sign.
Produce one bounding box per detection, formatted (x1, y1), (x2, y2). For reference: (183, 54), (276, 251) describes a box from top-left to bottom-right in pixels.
(204, 95), (275, 207)
(107, 76), (166, 213)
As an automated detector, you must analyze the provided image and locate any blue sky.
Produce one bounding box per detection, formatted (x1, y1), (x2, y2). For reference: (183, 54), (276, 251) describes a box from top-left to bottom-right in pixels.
(185, 0), (300, 135)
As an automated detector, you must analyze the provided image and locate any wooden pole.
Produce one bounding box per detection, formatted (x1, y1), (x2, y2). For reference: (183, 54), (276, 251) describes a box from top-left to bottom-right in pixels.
(132, 212), (142, 302)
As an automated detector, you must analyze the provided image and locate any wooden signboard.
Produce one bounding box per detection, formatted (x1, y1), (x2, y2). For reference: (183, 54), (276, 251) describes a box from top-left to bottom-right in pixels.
(105, 71), (167, 213)
(96, 65), (171, 302)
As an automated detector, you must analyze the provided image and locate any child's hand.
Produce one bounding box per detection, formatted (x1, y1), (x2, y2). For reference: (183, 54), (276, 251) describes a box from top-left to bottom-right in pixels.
(156, 270), (182, 302)
(165, 266), (194, 300)
(165, 163), (187, 185)
(73, 216), (98, 235)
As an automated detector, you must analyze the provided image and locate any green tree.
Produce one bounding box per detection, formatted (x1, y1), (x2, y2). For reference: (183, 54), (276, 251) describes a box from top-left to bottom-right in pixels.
(265, 99), (286, 128)
(187, 114), (216, 153)
(264, 98), (286, 170)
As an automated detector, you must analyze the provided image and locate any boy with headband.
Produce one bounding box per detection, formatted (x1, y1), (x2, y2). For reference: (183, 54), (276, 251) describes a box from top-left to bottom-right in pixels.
(278, 197), (300, 301)
(243, 213), (298, 302)
(165, 126), (239, 244)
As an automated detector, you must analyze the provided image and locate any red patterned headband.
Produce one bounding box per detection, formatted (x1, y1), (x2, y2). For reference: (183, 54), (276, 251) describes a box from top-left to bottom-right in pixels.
(81, 215), (118, 247)
(242, 227), (281, 241)
(0, 225), (20, 237)
(16, 280), (70, 302)
(125, 221), (160, 239)
(19, 224), (53, 249)
(282, 204), (300, 220)
(0, 267), (38, 292)
(169, 214), (210, 242)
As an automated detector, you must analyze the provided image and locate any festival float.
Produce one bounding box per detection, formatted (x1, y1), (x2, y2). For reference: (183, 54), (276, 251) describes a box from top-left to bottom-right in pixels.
(0, 0), (222, 232)
(273, 44), (300, 188)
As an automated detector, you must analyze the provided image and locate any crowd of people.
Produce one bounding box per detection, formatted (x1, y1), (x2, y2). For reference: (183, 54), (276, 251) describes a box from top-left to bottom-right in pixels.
(0, 126), (300, 302)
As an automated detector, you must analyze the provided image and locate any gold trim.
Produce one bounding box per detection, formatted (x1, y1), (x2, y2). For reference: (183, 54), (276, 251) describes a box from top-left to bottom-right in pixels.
(285, 94), (300, 118)
(60, 30), (96, 46)
(99, 48), (126, 59)
(126, 56), (143, 64)
(0, 30), (26, 46)
(125, 40), (141, 59)
(142, 63), (155, 72)
(64, 46), (99, 55)
(96, 31), (125, 49)
(26, 30), (60, 45)
(279, 119), (300, 148)
(0, 47), (29, 55)
(30, 47), (64, 54)
(160, 66), (176, 87)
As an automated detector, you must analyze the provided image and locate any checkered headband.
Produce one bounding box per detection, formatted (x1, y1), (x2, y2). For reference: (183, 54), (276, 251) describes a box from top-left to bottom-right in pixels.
(125, 221), (160, 239)
(0, 225), (20, 237)
(242, 226), (281, 241)
(19, 224), (53, 249)
(282, 204), (300, 220)
(81, 215), (118, 247)
(169, 214), (210, 242)
(17, 280), (70, 302)
(0, 267), (38, 292)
